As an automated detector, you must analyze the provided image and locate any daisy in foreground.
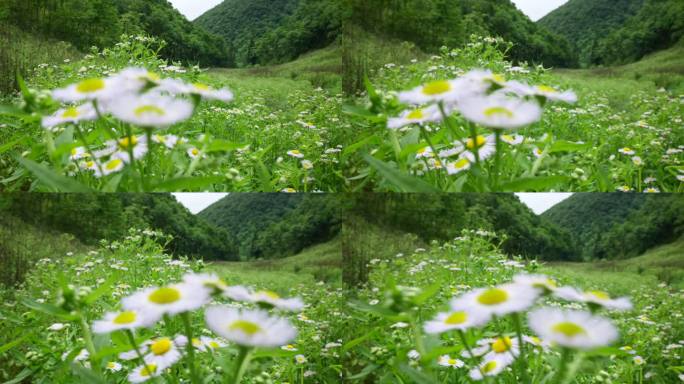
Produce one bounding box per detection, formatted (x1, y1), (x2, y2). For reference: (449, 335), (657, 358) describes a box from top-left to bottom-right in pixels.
(452, 283), (539, 316)
(204, 307), (297, 347)
(424, 304), (490, 334)
(527, 308), (618, 349)
(123, 282), (210, 317)
(554, 286), (633, 311)
(128, 363), (162, 383)
(92, 310), (157, 334)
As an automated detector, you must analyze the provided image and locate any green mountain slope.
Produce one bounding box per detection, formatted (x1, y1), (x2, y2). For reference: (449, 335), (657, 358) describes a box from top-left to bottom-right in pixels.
(540, 0), (684, 66)
(538, 0), (644, 65)
(195, 0), (342, 66)
(350, 0), (577, 67)
(1, 0), (228, 66)
(199, 194), (342, 260)
(0, 194), (237, 261)
(542, 194), (684, 260)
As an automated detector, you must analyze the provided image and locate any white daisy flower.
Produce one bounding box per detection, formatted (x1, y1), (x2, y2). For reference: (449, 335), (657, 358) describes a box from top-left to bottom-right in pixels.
(92, 310), (158, 334)
(445, 158), (471, 175)
(527, 308), (618, 350)
(415, 146), (434, 159)
(281, 344), (298, 351)
(469, 356), (509, 380)
(503, 80), (577, 103)
(554, 287), (632, 311)
(106, 94), (193, 128)
(452, 283), (540, 317)
(42, 104), (98, 129)
(500, 134), (524, 145)
(105, 361), (122, 372)
(114, 67), (161, 92)
(295, 354), (307, 364)
(52, 77), (123, 102)
(522, 335), (551, 351)
(122, 282), (211, 318)
(158, 78), (234, 103)
(533, 147), (544, 158)
(397, 79), (465, 105)
(458, 95), (542, 129)
(513, 274), (559, 293)
(128, 363), (162, 383)
(301, 160), (314, 170)
(481, 336), (519, 365)
(618, 147), (636, 155)
(632, 156), (643, 166)
(107, 135), (149, 164)
(633, 355), (645, 365)
(182, 273), (230, 295)
(644, 176), (657, 184)
(187, 147), (202, 159)
(69, 146), (90, 161)
(457, 135), (497, 162)
(204, 307), (297, 348)
(437, 354), (464, 368)
(387, 105), (443, 130)
(93, 158), (125, 177)
(407, 350), (420, 360)
(48, 323), (66, 331)
(644, 187), (660, 193)
(143, 337), (181, 370)
(151, 134), (179, 149)
(249, 290), (305, 312)
(287, 150), (304, 158)
(424, 304), (490, 334)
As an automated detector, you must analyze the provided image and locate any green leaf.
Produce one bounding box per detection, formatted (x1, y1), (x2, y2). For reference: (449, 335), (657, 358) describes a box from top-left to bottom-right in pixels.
(251, 349), (297, 359)
(342, 329), (378, 353)
(153, 176), (224, 192)
(0, 135), (26, 155)
(549, 140), (591, 153)
(16, 157), (93, 192)
(83, 274), (119, 305)
(397, 364), (438, 384)
(347, 364), (380, 380)
(70, 364), (107, 384)
(499, 176), (569, 192)
(20, 298), (78, 320)
(206, 140), (246, 153)
(0, 333), (31, 354)
(364, 154), (440, 193)
(2, 368), (32, 384)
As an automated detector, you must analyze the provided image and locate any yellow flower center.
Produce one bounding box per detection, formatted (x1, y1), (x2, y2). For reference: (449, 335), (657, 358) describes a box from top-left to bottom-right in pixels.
(229, 320), (261, 335)
(466, 136), (487, 149)
(286, 344), (295, 349)
(140, 364), (157, 377)
(502, 134), (513, 142)
(537, 85), (557, 93)
(484, 107), (514, 118)
(447, 358), (457, 365)
(422, 80), (451, 95)
(552, 322), (586, 337)
(148, 287), (181, 304)
(118, 136), (138, 149)
(85, 161), (95, 168)
(62, 107), (80, 118)
(107, 362), (117, 369)
(193, 83), (210, 91)
(155, 134), (166, 142)
(530, 336), (541, 345)
(146, 72), (161, 82)
(477, 288), (508, 305)
(407, 109), (424, 119)
(533, 279), (557, 290)
(209, 341), (220, 348)
(482, 360), (497, 373)
(135, 105), (165, 117)
(105, 158), (123, 171)
(150, 338), (172, 355)
(113, 311), (137, 324)
(491, 74), (506, 83)
(454, 158), (470, 169)
(192, 338), (202, 346)
(492, 337), (513, 353)
(588, 290), (610, 300)
(71, 148), (79, 156)
(622, 147), (632, 152)
(76, 78), (105, 93)
(191, 148), (199, 156)
(444, 311), (468, 325)
(258, 290), (280, 300)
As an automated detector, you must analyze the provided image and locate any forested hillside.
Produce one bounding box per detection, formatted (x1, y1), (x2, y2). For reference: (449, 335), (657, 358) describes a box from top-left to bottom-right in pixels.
(540, 0), (684, 66)
(347, 194), (578, 261)
(195, 0), (342, 66)
(0, 0), (227, 66)
(199, 194), (343, 259)
(543, 194), (684, 260)
(349, 0), (577, 67)
(0, 194), (238, 261)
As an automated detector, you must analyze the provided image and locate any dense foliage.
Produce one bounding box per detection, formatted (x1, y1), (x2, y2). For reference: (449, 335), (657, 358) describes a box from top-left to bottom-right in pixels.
(543, 194), (684, 260)
(540, 0), (684, 66)
(0, 194), (238, 261)
(0, 0), (228, 66)
(195, 0), (342, 66)
(349, 0), (577, 67)
(199, 194), (342, 260)
(348, 193), (577, 261)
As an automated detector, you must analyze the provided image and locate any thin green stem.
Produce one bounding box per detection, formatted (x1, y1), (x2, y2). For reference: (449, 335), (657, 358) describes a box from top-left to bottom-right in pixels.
(512, 313), (531, 383)
(73, 124), (104, 177)
(457, 330), (486, 381)
(493, 129), (502, 189)
(553, 347), (573, 384)
(233, 346), (253, 384)
(181, 312), (201, 384)
(468, 123), (480, 165)
(125, 330), (146, 367)
(78, 313), (101, 375)
(419, 125), (441, 171)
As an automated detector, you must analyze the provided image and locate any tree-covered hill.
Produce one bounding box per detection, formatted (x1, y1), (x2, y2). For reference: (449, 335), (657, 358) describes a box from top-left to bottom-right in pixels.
(540, 0), (684, 66)
(198, 194), (343, 260)
(0, 194), (238, 261)
(349, 0), (577, 67)
(538, 0), (644, 66)
(1, 0), (228, 66)
(542, 194), (684, 260)
(348, 194), (578, 261)
(195, 0), (342, 67)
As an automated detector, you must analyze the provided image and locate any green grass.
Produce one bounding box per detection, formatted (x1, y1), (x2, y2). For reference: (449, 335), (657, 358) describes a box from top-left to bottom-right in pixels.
(208, 237), (341, 289)
(543, 237), (684, 290)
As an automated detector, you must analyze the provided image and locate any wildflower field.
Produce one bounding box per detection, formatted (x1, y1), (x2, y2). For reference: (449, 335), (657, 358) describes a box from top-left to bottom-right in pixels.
(345, 230), (684, 383)
(0, 230), (348, 383)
